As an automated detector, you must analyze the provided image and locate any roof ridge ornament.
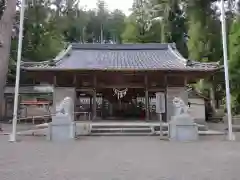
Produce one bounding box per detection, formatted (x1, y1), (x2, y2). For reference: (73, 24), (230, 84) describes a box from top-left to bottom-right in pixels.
(187, 60), (220, 69)
(21, 44), (72, 68)
(54, 44), (72, 65)
(168, 44), (220, 69)
(168, 44), (188, 65)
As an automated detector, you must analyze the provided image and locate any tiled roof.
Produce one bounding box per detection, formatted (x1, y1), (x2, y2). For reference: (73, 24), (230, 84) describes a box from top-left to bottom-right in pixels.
(21, 43), (220, 71)
(187, 87), (209, 100)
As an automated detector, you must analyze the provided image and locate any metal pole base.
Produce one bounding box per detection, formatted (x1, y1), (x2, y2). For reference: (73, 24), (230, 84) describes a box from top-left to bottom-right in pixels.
(8, 133), (17, 142)
(227, 133), (236, 141)
(160, 136), (169, 141)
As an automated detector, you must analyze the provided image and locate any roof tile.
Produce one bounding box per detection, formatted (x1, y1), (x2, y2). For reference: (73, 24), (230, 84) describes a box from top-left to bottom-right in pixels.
(21, 43), (219, 71)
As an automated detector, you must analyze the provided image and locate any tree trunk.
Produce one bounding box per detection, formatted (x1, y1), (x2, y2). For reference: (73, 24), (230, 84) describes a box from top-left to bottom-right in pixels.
(209, 77), (216, 114)
(0, 0), (17, 126)
(210, 85), (216, 112)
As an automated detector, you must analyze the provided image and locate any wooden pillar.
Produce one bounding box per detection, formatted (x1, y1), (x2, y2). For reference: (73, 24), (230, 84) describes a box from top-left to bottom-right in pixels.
(92, 89), (97, 120)
(145, 89), (149, 121)
(90, 96), (93, 111)
(145, 75), (149, 121)
(52, 75), (57, 114)
(164, 75), (168, 122)
(73, 74), (77, 86)
(53, 75), (57, 86)
(92, 75), (97, 120)
(184, 76), (187, 86)
(184, 76), (189, 104)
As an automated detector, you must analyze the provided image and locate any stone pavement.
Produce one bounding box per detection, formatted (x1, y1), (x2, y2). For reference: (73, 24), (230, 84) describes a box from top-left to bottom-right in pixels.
(1, 135), (240, 180)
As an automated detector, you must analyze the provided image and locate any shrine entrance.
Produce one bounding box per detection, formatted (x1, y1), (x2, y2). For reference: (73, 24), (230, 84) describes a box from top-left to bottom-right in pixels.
(75, 88), (158, 121)
(101, 88), (146, 120)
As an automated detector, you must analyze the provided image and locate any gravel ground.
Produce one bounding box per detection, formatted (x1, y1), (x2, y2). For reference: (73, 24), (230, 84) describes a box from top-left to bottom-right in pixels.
(1, 135), (240, 180)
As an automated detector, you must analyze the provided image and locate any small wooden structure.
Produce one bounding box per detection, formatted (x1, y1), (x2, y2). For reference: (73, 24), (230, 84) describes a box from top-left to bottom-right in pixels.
(19, 100), (51, 124)
(20, 43), (220, 122)
(3, 86), (52, 121)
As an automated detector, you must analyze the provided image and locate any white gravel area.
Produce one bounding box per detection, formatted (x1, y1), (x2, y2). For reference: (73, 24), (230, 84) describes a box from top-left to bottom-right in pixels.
(1, 135), (240, 180)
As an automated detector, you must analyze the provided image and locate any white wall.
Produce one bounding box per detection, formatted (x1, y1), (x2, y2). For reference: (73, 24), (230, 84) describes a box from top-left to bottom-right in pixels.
(1, 97), (6, 118)
(188, 98), (205, 124)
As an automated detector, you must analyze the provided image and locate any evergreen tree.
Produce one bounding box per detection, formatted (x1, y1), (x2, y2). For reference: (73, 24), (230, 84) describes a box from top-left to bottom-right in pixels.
(0, 0), (17, 122)
(122, 0), (162, 43)
(229, 17), (240, 113)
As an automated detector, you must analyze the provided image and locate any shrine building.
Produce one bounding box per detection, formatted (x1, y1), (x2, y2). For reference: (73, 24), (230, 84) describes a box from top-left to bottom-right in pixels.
(17, 43), (219, 122)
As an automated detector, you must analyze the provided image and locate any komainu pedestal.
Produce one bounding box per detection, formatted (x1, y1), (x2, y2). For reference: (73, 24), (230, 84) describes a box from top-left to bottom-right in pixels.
(47, 97), (76, 141)
(169, 97), (198, 141)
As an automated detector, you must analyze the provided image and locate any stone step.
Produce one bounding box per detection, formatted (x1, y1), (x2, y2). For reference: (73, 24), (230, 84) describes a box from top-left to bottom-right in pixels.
(6, 127), (223, 137)
(91, 123), (207, 132)
(90, 132), (156, 136)
(35, 122), (208, 131)
(90, 130), (225, 136)
(90, 123), (220, 136)
(8, 122), (212, 137)
(91, 127), (153, 134)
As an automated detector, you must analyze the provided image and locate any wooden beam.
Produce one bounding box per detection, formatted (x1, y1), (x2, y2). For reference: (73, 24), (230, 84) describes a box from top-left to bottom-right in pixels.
(97, 84), (145, 89)
(148, 88), (165, 92)
(76, 88), (94, 92)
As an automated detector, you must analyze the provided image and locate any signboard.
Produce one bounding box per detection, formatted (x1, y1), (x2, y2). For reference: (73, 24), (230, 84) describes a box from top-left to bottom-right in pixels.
(33, 85), (53, 93)
(156, 92), (165, 113)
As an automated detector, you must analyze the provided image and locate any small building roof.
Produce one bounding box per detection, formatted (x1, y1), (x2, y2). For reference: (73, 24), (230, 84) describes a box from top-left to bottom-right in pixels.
(21, 43), (220, 72)
(187, 87), (209, 100)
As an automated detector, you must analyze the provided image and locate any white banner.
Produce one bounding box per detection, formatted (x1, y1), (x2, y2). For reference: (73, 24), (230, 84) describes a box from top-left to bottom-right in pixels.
(156, 92), (165, 113)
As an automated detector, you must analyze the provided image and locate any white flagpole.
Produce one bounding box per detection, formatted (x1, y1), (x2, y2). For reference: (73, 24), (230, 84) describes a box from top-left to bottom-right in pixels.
(220, 0), (234, 141)
(9, 0), (26, 142)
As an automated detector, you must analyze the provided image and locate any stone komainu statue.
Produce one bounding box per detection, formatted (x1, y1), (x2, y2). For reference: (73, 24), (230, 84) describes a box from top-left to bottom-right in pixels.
(56, 97), (74, 120)
(172, 97), (189, 116)
(49, 97), (75, 141)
